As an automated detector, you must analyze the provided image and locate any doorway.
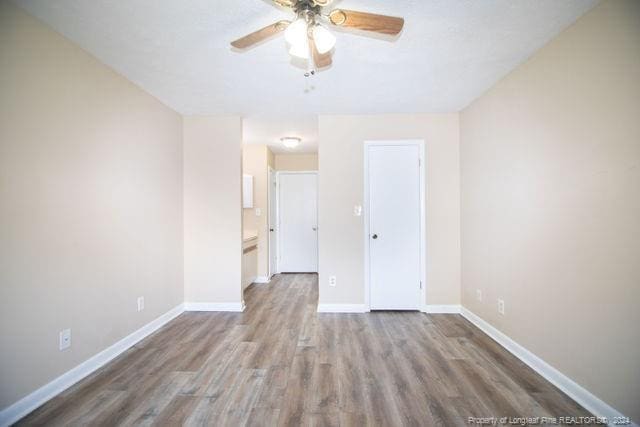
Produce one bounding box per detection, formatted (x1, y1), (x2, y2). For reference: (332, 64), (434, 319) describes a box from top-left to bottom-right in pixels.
(365, 140), (425, 311)
(278, 172), (318, 273)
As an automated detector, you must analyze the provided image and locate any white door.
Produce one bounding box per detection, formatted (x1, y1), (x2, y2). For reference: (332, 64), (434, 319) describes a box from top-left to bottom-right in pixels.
(278, 172), (318, 272)
(268, 168), (278, 276)
(367, 143), (422, 310)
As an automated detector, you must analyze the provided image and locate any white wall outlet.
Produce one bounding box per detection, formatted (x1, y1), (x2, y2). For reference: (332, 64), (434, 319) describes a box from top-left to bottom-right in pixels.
(353, 205), (362, 217)
(255, 208), (261, 217)
(476, 289), (482, 302)
(137, 296), (145, 312)
(498, 299), (505, 315)
(329, 276), (337, 287)
(59, 329), (71, 351)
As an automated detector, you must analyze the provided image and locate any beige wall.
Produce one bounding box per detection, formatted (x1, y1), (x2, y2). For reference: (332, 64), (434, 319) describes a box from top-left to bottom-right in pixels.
(242, 145), (271, 280)
(0, 1), (183, 410)
(460, 0), (640, 422)
(268, 148), (275, 169)
(183, 116), (243, 305)
(318, 114), (461, 307)
(274, 153), (318, 171)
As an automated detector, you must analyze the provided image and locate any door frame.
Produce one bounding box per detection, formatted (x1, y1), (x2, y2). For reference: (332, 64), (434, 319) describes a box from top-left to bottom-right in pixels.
(364, 140), (426, 311)
(276, 170), (319, 273)
(268, 166), (277, 278)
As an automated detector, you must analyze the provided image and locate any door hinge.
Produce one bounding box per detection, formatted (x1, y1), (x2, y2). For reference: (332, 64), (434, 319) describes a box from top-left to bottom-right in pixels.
(419, 281), (423, 289)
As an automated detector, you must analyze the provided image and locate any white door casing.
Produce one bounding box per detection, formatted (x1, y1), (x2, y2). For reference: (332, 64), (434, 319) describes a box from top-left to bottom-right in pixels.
(268, 167), (278, 277)
(278, 172), (318, 273)
(365, 141), (425, 310)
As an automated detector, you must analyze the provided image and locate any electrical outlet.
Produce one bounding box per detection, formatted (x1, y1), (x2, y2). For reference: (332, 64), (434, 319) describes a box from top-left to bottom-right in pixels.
(476, 289), (482, 302)
(59, 329), (71, 351)
(329, 276), (336, 287)
(137, 296), (145, 312)
(498, 299), (505, 315)
(255, 208), (261, 217)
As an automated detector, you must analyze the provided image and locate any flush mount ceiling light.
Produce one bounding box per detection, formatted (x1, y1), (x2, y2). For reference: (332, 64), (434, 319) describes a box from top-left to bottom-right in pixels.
(281, 137), (301, 148)
(231, 0), (404, 72)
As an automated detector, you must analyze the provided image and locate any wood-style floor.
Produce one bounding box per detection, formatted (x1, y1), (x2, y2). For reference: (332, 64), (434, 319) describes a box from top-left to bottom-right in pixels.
(19, 274), (590, 426)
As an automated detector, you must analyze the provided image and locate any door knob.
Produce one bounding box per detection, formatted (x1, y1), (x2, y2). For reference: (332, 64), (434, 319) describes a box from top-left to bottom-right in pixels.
(372, 234), (378, 239)
(312, 227), (317, 231)
(270, 228), (274, 232)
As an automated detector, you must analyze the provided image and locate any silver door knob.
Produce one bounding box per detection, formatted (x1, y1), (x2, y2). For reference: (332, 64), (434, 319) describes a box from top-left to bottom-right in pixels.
(312, 227), (317, 231)
(372, 234), (378, 239)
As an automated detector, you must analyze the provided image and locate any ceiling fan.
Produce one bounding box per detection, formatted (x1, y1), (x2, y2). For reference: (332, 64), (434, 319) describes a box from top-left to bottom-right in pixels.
(230, 0), (404, 71)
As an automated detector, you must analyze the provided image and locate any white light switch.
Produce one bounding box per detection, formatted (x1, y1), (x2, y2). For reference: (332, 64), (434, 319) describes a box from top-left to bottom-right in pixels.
(353, 205), (362, 216)
(59, 329), (71, 351)
(255, 208), (261, 217)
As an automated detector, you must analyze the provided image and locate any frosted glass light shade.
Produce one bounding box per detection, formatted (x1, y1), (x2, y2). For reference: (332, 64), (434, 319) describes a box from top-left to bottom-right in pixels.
(312, 25), (336, 54)
(289, 39), (310, 59)
(284, 18), (308, 46)
(281, 137), (301, 148)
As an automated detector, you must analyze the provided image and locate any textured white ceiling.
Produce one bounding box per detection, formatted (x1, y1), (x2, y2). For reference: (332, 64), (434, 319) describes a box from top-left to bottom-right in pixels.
(16, 0), (598, 153)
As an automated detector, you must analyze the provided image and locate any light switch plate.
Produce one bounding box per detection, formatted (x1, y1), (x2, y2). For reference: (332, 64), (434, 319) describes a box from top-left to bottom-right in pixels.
(255, 208), (261, 217)
(353, 205), (362, 216)
(137, 296), (144, 312)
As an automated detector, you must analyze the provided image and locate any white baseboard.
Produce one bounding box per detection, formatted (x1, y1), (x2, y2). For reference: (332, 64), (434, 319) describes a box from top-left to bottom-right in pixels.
(254, 276), (271, 284)
(0, 303), (185, 427)
(184, 302), (245, 312)
(317, 304), (367, 313)
(460, 307), (637, 427)
(422, 304), (461, 314)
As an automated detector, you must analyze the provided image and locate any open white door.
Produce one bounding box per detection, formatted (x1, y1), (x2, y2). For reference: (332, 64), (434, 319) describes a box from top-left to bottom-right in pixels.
(268, 167), (278, 277)
(366, 141), (423, 310)
(278, 172), (318, 273)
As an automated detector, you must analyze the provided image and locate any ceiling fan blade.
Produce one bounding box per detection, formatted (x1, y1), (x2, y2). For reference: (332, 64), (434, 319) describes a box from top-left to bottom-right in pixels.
(309, 36), (332, 69)
(231, 20), (290, 49)
(328, 9), (404, 35)
(273, 0), (294, 7)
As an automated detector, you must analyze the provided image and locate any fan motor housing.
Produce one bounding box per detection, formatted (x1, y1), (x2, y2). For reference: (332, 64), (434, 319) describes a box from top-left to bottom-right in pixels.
(294, 0), (322, 16)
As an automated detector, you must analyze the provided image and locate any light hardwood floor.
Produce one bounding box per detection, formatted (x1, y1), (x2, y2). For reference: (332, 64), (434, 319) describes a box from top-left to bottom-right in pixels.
(19, 274), (590, 426)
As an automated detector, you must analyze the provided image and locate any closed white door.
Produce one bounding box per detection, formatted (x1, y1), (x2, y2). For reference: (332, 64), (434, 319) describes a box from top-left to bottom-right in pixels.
(268, 168), (278, 276)
(278, 172), (318, 272)
(367, 143), (422, 310)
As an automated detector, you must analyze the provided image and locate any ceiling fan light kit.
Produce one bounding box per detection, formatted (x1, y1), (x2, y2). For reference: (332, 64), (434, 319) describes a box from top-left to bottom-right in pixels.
(230, 0), (404, 72)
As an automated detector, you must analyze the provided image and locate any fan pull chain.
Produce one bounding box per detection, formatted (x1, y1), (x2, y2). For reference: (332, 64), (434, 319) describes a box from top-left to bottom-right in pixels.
(304, 54), (316, 78)
(303, 61), (316, 93)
